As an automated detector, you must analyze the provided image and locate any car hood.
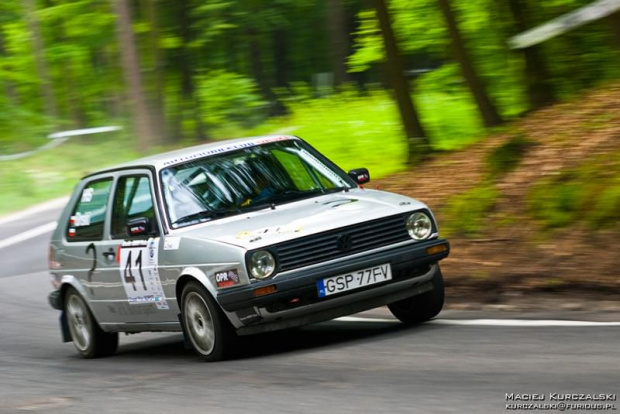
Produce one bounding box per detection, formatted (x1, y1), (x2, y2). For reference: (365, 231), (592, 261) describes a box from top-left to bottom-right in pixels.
(174, 188), (428, 250)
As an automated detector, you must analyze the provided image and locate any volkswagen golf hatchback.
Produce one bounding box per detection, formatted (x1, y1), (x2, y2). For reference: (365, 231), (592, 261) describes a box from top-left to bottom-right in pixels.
(48, 135), (450, 361)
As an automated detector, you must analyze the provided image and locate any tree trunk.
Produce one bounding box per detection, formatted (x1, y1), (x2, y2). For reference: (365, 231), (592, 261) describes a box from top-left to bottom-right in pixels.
(608, 11), (620, 49)
(248, 29), (268, 98)
(227, 22), (240, 73)
(0, 32), (19, 106)
(507, 0), (555, 110)
(249, 28), (287, 116)
(144, 0), (168, 141)
(273, 28), (289, 89)
(63, 61), (86, 128)
(374, 0), (429, 163)
(45, 0), (85, 128)
(178, 0), (207, 141)
(112, 0), (157, 151)
(327, 0), (351, 85)
(23, 0), (59, 123)
(438, 0), (503, 127)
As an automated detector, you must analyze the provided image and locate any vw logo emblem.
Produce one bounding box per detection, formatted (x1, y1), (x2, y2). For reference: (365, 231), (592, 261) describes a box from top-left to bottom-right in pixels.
(337, 234), (353, 252)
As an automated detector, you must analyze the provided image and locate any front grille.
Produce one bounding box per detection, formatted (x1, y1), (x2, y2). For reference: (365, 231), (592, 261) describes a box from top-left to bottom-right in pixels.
(273, 213), (411, 272)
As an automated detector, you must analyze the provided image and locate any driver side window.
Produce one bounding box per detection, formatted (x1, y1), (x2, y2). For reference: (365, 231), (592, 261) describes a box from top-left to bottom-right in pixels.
(111, 175), (156, 239)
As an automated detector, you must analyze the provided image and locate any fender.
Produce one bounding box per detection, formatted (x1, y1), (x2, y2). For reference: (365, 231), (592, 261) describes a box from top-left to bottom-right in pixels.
(177, 266), (245, 329)
(179, 266), (218, 297)
(58, 275), (107, 330)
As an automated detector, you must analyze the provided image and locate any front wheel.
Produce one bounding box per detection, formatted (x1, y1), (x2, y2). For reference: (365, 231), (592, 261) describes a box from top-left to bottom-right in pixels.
(64, 287), (118, 358)
(388, 266), (445, 324)
(181, 282), (237, 362)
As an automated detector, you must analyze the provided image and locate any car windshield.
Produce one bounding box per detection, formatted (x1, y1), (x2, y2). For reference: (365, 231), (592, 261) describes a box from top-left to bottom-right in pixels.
(160, 139), (355, 228)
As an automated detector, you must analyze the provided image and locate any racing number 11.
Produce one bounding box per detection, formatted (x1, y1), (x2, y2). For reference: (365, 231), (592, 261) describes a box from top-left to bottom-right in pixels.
(123, 250), (147, 291)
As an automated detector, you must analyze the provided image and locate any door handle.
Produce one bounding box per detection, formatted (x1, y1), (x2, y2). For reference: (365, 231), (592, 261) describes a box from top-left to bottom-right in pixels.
(103, 249), (116, 260)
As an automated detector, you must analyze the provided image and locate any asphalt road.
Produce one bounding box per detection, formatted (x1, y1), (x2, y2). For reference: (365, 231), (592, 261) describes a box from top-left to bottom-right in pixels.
(0, 201), (618, 414)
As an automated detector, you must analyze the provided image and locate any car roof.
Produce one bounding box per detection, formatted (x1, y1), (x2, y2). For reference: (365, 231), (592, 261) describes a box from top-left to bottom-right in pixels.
(83, 135), (299, 178)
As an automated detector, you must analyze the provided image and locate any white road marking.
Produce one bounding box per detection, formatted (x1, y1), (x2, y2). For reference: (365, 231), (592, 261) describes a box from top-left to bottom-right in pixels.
(0, 221), (57, 250)
(0, 197), (68, 226)
(337, 316), (620, 327)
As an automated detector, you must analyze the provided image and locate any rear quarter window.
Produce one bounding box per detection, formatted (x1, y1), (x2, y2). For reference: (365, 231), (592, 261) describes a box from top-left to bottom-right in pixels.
(66, 178), (113, 242)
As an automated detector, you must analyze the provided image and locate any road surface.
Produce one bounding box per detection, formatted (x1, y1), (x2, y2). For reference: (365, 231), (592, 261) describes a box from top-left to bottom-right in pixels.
(0, 201), (618, 413)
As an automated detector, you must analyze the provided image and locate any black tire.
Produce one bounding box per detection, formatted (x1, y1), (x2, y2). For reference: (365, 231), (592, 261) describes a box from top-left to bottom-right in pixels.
(64, 287), (118, 358)
(388, 266), (445, 324)
(181, 281), (237, 362)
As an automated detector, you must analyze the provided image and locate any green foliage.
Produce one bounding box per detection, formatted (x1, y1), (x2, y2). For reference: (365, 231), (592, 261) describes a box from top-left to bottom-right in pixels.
(441, 183), (498, 237)
(527, 153), (620, 229)
(485, 135), (533, 178)
(391, 0), (447, 55)
(528, 178), (584, 228)
(415, 64), (485, 150)
(348, 10), (383, 73)
(196, 71), (265, 128)
(1, 0), (620, 216)
(230, 87), (487, 176)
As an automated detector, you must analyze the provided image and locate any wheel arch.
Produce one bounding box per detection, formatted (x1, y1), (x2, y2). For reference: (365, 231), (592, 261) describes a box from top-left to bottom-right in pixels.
(175, 267), (243, 329)
(58, 276), (98, 317)
(57, 276), (100, 341)
(175, 266), (218, 309)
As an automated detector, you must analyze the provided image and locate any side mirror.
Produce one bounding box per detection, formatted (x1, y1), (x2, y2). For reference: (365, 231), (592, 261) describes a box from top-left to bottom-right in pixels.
(126, 217), (152, 237)
(348, 168), (370, 184)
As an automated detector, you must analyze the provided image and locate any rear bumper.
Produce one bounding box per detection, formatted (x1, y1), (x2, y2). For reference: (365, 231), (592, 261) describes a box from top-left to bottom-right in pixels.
(217, 238), (449, 334)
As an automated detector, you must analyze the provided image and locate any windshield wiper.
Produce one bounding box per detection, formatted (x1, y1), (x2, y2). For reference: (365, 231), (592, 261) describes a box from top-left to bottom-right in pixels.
(260, 189), (324, 205)
(171, 207), (239, 227)
(252, 187), (350, 207)
(323, 186), (349, 194)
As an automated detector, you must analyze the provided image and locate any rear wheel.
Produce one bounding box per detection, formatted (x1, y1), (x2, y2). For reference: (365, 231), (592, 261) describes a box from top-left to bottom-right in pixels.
(64, 287), (118, 358)
(181, 282), (237, 362)
(388, 266), (445, 324)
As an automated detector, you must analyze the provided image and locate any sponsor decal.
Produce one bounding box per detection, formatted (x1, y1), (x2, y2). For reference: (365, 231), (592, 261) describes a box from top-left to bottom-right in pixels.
(163, 237), (181, 250)
(70, 213), (91, 227)
(119, 238), (169, 310)
(255, 135), (289, 145)
(129, 225), (145, 235)
(215, 269), (240, 288)
(80, 188), (94, 203)
(161, 136), (292, 166)
(236, 225), (303, 240)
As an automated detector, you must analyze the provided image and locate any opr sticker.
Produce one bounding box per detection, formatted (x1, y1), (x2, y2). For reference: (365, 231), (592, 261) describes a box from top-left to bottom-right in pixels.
(215, 269), (240, 288)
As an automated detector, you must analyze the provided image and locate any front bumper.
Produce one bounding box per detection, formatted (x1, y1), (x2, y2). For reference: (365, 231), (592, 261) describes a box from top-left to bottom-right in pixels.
(217, 238), (449, 335)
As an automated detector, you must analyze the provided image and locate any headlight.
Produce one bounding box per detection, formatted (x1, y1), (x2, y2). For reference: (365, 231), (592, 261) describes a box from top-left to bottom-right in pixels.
(249, 250), (276, 279)
(406, 212), (432, 240)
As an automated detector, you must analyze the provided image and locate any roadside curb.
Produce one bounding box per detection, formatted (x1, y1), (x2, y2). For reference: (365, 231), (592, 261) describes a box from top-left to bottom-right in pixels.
(0, 196), (69, 226)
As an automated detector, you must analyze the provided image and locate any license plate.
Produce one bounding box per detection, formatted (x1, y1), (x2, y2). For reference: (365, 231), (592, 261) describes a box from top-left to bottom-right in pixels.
(317, 263), (392, 298)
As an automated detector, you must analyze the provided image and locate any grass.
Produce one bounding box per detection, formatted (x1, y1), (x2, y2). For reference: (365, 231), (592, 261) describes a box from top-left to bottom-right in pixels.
(485, 135), (533, 179)
(0, 132), (142, 215)
(440, 183), (498, 237)
(527, 151), (620, 230)
(0, 88), (487, 216)
(232, 88), (486, 176)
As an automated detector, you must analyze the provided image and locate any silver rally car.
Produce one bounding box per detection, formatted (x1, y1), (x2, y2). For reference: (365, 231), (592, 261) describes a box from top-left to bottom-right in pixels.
(48, 135), (450, 361)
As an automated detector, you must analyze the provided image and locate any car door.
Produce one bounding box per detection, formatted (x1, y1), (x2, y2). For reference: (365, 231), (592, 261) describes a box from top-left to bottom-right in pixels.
(61, 175), (114, 323)
(95, 170), (175, 325)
